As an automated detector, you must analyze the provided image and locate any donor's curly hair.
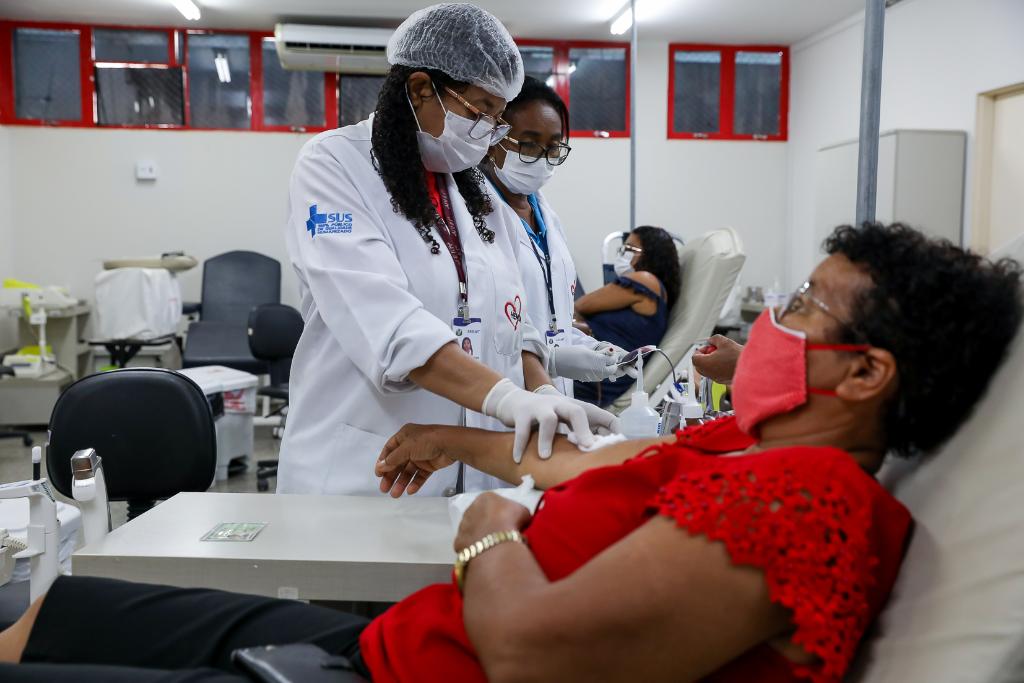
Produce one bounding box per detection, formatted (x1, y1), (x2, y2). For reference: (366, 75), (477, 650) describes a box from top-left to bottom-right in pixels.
(370, 65), (494, 251)
(824, 222), (1022, 457)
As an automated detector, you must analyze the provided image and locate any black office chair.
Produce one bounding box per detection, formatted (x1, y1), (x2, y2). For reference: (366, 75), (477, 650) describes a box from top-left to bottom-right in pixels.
(0, 365), (32, 447)
(47, 368), (217, 520)
(247, 304), (303, 492)
(183, 251), (281, 374)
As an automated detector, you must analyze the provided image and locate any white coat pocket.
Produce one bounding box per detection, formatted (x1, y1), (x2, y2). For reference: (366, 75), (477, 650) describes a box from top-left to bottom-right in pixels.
(490, 266), (525, 357)
(323, 422), (389, 496)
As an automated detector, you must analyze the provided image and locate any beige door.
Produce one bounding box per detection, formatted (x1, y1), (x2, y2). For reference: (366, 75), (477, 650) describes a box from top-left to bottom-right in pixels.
(973, 85), (1024, 253)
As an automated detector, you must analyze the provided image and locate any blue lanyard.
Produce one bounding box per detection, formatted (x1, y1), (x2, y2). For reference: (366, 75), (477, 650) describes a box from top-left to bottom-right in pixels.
(488, 178), (557, 330)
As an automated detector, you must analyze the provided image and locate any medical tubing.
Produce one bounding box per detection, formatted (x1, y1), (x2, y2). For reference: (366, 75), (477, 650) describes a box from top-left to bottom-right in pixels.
(617, 347), (680, 388)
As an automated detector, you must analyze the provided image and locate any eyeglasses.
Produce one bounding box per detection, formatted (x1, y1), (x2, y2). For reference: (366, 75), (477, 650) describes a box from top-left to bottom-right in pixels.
(779, 281), (867, 342)
(501, 135), (572, 166)
(442, 86), (511, 144)
(617, 244), (643, 257)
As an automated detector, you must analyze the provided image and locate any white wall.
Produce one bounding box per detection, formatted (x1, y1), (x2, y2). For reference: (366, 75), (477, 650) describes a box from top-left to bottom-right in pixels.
(3, 36), (791, 312)
(786, 0), (1024, 285)
(546, 39), (789, 292)
(0, 125), (17, 351)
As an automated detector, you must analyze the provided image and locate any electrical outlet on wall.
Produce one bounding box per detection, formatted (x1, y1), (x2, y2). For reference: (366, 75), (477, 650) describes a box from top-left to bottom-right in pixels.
(135, 161), (158, 181)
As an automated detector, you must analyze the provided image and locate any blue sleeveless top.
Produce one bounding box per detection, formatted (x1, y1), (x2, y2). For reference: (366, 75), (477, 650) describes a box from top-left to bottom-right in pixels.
(574, 276), (670, 407)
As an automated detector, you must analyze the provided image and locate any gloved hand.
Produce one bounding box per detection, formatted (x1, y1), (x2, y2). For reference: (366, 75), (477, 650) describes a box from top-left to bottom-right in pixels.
(592, 341), (639, 379)
(534, 384), (621, 436)
(481, 378), (595, 463)
(549, 344), (635, 381)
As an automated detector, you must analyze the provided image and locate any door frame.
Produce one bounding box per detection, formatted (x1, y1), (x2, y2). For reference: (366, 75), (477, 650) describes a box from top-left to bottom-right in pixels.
(971, 81), (1024, 254)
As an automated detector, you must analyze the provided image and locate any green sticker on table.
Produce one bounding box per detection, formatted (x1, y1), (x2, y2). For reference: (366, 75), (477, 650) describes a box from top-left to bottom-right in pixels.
(201, 522), (267, 542)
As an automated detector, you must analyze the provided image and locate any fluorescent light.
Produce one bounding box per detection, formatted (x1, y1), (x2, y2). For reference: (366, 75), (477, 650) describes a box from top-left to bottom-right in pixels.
(567, 63), (577, 75)
(610, 6), (633, 35)
(214, 52), (231, 83)
(169, 0), (201, 22)
(545, 75), (556, 88)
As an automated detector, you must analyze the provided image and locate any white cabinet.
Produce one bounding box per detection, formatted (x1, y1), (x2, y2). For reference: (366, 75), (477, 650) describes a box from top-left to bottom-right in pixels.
(814, 129), (966, 248)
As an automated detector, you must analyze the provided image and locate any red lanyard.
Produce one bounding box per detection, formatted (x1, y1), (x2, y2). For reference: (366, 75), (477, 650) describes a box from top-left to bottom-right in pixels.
(434, 173), (469, 318)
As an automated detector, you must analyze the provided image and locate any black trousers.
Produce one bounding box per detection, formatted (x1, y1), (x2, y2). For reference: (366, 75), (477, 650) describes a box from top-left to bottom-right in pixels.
(1, 576), (371, 682)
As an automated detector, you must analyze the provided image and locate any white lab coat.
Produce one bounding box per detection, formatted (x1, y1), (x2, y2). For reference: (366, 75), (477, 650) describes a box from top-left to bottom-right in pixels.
(278, 118), (530, 496)
(488, 186), (599, 397)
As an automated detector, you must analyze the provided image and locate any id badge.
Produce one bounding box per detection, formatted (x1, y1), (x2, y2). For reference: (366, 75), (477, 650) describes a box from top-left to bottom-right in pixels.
(454, 317), (483, 361)
(545, 328), (568, 349)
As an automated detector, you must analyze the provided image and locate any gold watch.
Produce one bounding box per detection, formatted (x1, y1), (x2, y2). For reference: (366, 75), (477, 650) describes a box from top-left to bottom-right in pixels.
(454, 529), (526, 593)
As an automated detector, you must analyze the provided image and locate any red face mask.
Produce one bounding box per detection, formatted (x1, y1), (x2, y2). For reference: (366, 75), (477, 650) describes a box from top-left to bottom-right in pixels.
(732, 308), (870, 437)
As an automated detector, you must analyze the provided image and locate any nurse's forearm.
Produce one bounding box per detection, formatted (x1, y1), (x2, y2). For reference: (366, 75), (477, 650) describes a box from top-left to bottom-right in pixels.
(410, 342), (504, 412)
(521, 352), (552, 391)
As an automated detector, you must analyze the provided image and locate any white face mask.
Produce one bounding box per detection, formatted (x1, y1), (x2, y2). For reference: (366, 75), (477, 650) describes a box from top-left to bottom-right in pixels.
(492, 144), (556, 195)
(613, 252), (635, 277)
(407, 88), (491, 174)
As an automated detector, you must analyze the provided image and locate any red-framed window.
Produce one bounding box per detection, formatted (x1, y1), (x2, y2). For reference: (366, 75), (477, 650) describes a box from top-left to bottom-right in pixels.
(0, 19), (338, 133)
(515, 39), (630, 139)
(667, 43), (788, 141)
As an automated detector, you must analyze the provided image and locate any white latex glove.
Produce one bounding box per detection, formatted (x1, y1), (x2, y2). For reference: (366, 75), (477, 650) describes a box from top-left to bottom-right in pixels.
(549, 345), (624, 382)
(587, 341), (636, 380)
(535, 384), (621, 437)
(481, 378), (596, 463)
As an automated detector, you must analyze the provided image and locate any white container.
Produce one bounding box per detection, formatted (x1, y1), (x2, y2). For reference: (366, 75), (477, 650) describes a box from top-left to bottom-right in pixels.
(177, 365), (258, 481)
(94, 268), (182, 341)
(620, 392), (661, 439)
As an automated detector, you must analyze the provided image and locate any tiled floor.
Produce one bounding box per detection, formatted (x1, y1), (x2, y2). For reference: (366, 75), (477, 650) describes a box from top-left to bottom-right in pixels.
(0, 424), (282, 529)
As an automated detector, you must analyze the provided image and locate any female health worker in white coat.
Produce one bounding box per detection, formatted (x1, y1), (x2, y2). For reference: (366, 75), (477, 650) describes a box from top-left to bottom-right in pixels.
(277, 4), (617, 497)
(480, 76), (634, 398)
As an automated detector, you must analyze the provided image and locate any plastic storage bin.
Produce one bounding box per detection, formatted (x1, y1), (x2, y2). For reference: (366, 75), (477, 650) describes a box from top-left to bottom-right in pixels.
(177, 365), (258, 481)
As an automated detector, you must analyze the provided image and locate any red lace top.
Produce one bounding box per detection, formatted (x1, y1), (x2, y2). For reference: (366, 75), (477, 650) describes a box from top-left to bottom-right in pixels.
(359, 417), (912, 682)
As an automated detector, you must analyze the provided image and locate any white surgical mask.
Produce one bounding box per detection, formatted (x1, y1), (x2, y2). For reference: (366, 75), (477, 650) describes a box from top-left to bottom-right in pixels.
(492, 144), (556, 195)
(613, 252), (635, 277)
(407, 88), (491, 173)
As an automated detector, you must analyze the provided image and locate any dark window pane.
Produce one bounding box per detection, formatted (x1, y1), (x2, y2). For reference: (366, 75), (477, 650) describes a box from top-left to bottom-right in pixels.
(673, 50), (720, 134)
(734, 51), (782, 136)
(339, 75), (384, 127)
(94, 29), (169, 63)
(262, 40), (324, 128)
(187, 33), (250, 129)
(568, 47), (627, 132)
(13, 28), (81, 121)
(96, 67), (184, 126)
(519, 46), (554, 85)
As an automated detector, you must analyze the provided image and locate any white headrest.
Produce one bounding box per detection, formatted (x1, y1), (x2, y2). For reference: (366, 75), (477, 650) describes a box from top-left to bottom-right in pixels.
(851, 234), (1024, 683)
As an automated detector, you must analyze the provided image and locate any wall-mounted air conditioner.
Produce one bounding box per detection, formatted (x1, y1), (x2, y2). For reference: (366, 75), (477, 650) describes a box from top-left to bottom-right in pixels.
(273, 24), (393, 74)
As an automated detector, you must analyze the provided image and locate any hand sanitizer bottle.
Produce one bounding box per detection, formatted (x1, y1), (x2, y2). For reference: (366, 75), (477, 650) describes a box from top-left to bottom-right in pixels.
(620, 353), (661, 438)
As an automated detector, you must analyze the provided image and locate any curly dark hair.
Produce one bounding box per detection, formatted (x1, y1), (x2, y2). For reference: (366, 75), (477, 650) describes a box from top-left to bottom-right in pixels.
(502, 75), (570, 140)
(631, 225), (682, 307)
(824, 222), (1022, 457)
(370, 65), (494, 252)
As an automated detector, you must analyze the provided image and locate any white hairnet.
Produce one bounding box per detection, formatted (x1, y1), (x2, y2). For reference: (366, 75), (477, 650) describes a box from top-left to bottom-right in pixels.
(387, 3), (524, 102)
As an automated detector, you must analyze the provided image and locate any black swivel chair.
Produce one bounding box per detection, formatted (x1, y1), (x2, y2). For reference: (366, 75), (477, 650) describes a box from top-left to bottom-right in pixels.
(47, 368), (218, 520)
(247, 304), (304, 492)
(183, 251), (281, 374)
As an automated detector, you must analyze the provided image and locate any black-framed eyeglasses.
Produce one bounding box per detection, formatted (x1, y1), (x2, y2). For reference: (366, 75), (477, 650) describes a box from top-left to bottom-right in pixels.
(442, 85), (511, 144)
(500, 135), (572, 166)
(779, 281), (867, 342)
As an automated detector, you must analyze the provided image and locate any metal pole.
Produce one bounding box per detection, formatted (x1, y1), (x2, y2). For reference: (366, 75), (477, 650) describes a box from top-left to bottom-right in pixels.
(855, 0), (886, 225)
(629, 0), (638, 231)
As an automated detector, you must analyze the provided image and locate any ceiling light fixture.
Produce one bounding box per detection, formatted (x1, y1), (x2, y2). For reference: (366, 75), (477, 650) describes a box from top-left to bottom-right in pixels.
(610, 6), (633, 35)
(169, 0), (201, 22)
(214, 52), (231, 83)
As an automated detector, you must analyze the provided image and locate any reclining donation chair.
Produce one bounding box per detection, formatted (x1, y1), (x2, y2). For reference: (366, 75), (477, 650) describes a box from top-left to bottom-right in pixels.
(47, 368), (217, 520)
(183, 251), (281, 374)
(247, 304), (304, 492)
(609, 227), (745, 414)
(849, 233), (1024, 683)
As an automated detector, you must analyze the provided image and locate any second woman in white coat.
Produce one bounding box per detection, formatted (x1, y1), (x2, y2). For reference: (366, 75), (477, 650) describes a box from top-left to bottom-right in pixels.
(277, 4), (617, 497)
(480, 76), (632, 398)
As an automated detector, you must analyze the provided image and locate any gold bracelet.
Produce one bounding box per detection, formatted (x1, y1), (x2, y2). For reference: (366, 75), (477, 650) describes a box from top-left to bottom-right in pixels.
(454, 529), (526, 593)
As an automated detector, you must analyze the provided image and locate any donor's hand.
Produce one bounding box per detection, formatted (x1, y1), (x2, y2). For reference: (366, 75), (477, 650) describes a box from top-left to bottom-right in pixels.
(691, 334), (744, 384)
(376, 424), (455, 497)
(455, 492), (532, 552)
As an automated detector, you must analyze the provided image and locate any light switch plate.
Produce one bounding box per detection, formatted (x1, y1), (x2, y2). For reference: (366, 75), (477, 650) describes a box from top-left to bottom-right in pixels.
(135, 160), (158, 181)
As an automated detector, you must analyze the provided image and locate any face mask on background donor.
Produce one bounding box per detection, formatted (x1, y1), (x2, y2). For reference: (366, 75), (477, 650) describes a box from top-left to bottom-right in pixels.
(492, 144), (556, 195)
(613, 251), (636, 277)
(731, 307), (870, 437)
(408, 87), (492, 174)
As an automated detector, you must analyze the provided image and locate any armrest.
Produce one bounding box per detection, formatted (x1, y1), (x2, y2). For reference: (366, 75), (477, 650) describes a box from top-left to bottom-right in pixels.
(182, 301), (202, 316)
(233, 644), (369, 682)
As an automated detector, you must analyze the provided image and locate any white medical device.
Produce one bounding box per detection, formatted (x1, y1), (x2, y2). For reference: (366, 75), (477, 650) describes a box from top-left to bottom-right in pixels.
(70, 448), (111, 546)
(619, 351), (661, 438)
(0, 453), (59, 601)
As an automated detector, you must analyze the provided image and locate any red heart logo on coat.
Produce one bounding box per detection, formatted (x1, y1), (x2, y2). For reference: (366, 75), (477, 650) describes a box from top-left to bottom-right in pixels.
(504, 296), (522, 330)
